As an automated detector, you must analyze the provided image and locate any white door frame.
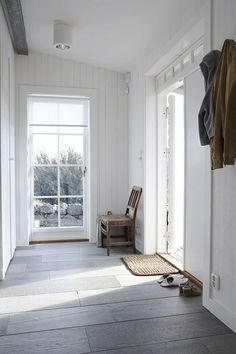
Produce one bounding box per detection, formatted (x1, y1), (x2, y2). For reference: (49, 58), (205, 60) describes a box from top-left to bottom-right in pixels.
(16, 85), (98, 246)
(156, 82), (185, 256)
(144, 12), (212, 311)
(144, 19), (206, 256)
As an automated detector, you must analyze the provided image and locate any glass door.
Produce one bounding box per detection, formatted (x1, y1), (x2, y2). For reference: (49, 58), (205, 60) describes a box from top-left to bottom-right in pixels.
(167, 91), (184, 264)
(29, 97), (88, 241)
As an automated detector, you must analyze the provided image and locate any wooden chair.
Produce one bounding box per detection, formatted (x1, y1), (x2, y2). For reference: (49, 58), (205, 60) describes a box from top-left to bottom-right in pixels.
(100, 186), (142, 256)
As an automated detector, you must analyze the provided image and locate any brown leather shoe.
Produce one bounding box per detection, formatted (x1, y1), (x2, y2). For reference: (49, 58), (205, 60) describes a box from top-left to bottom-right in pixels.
(183, 284), (201, 297)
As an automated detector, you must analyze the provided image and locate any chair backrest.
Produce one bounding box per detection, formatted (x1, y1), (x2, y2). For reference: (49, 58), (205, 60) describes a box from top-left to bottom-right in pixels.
(126, 186), (142, 220)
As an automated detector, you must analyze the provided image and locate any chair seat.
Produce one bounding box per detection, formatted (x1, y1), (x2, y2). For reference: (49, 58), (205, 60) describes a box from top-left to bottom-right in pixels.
(101, 214), (132, 226)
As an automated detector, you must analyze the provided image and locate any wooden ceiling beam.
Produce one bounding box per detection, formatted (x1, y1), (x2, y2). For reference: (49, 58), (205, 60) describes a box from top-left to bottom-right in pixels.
(0, 0), (28, 55)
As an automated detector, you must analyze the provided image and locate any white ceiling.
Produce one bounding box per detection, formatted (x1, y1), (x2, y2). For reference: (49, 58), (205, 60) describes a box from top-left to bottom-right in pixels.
(21, 0), (205, 72)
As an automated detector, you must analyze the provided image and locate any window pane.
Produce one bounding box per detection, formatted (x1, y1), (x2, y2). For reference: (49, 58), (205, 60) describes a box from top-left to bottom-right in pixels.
(60, 197), (83, 227)
(59, 103), (84, 125)
(60, 135), (83, 164)
(32, 102), (58, 125)
(60, 166), (83, 195)
(33, 135), (58, 164)
(34, 167), (58, 196)
(34, 198), (58, 228)
(32, 126), (58, 134)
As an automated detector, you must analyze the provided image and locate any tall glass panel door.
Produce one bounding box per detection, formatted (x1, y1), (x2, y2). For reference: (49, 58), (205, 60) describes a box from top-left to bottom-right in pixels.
(29, 98), (88, 241)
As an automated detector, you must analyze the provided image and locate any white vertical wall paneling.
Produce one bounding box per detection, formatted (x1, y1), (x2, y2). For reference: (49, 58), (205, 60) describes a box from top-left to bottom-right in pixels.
(16, 89), (29, 246)
(110, 71), (128, 213)
(0, 5), (16, 278)
(9, 55), (16, 258)
(0, 12), (11, 275)
(105, 72), (114, 212)
(212, 0), (236, 48)
(96, 68), (106, 214)
(60, 59), (74, 87)
(128, 73), (145, 252)
(105, 71), (113, 212)
(144, 77), (157, 254)
(15, 51), (128, 245)
(204, 0), (236, 332)
(201, 0), (213, 322)
(117, 73), (129, 211)
(111, 73), (119, 213)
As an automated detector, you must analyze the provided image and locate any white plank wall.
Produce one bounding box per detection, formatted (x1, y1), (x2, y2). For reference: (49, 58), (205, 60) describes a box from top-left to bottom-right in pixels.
(0, 5), (16, 278)
(15, 51), (129, 244)
(128, 74), (145, 252)
(207, 0), (236, 332)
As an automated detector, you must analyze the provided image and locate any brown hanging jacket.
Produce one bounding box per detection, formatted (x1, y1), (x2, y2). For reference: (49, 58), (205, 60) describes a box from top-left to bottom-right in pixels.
(211, 39), (236, 169)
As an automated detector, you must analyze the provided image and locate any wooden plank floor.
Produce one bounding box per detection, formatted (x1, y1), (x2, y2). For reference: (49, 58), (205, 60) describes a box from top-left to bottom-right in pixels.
(0, 242), (235, 353)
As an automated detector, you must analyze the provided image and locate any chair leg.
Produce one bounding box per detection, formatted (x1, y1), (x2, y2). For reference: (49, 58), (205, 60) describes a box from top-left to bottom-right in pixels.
(101, 231), (103, 247)
(125, 226), (129, 241)
(131, 224), (136, 254)
(107, 225), (111, 256)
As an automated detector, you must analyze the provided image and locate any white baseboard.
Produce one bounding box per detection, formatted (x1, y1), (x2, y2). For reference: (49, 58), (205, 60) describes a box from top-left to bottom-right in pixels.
(16, 240), (29, 247)
(135, 239), (143, 254)
(203, 297), (236, 333)
(0, 268), (5, 280)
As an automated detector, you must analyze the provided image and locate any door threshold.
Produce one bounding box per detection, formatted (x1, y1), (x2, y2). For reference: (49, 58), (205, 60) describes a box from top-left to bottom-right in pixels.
(30, 238), (89, 244)
(159, 253), (183, 271)
(158, 253), (202, 289)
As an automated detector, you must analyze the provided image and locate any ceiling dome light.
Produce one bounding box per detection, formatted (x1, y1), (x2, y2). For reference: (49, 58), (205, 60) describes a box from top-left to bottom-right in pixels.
(53, 20), (72, 50)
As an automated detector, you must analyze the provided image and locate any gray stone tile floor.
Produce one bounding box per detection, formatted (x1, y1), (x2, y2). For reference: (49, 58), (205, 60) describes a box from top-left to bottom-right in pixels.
(0, 242), (235, 353)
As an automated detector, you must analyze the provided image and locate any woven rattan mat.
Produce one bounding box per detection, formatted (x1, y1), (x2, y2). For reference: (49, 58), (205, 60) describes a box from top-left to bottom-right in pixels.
(122, 254), (179, 276)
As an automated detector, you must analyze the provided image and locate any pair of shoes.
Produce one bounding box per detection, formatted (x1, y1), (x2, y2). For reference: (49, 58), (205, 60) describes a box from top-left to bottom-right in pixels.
(157, 274), (169, 284)
(182, 283), (201, 296)
(160, 274), (188, 287)
(179, 280), (190, 294)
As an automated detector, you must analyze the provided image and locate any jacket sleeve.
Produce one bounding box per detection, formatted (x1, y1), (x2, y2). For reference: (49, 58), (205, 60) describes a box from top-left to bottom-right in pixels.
(198, 96), (211, 145)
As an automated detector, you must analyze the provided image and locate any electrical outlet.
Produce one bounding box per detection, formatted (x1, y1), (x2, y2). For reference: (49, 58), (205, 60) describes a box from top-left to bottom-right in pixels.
(211, 273), (220, 290)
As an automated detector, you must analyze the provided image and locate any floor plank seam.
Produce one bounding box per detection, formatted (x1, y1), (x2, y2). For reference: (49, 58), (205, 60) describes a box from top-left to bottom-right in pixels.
(86, 332), (233, 353)
(1, 310), (212, 338)
(82, 309), (209, 327)
(84, 326), (93, 353)
(0, 294), (191, 315)
(2, 325), (88, 338)
(0, 303), (205, 317)
(78, 294), (187, 306)
(0, 303), (81, 315)
(77, 290), (82, 306)
(1, 329), (230, 353)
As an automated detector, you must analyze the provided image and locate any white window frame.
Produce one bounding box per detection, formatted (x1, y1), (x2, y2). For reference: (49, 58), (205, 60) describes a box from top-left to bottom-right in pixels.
(16, 86), (98, 246)
(30, 128), (87, 232)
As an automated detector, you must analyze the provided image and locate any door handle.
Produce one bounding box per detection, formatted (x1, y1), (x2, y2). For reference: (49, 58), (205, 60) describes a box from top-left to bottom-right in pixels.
(83, 166), (87, 177)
